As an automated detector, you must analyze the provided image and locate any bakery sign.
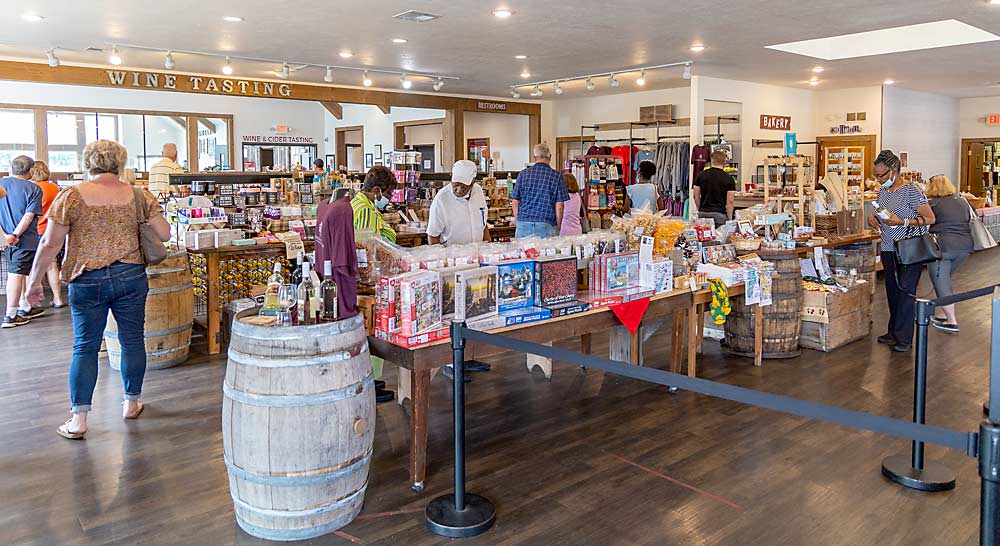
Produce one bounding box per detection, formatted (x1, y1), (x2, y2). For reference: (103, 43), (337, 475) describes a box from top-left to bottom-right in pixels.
(106, 70), (293, 98)
(476, 101), (508, 111)
(760, 114), (792, 131)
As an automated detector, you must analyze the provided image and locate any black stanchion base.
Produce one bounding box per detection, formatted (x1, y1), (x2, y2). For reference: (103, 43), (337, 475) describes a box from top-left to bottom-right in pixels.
(881, 454), (956, 492)
(425, 494), (496, 538)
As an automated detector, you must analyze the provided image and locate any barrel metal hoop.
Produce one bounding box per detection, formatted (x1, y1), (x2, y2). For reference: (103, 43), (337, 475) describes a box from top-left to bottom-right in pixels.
(231, 483), (366, 519)
(147, 266), (189, 276)
(232, 491), (364, 541)
(147, 282), (194, 296)
(108, 343), (190, 358)
(227, 341), (368, 369)
(224, 449), (372, 486)
(106, 321), (194, 339)
(232, 313), (364, 341)
(223, 374), (374, 407)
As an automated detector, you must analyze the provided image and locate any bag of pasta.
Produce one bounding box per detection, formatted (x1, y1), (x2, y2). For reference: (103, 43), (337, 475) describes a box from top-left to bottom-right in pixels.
(653, 218), (686, 256)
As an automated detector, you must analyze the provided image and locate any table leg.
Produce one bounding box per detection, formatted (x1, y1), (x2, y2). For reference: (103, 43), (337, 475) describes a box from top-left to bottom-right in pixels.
(632, 328), (641, 366)
(580, 333), (592, 355)
(671, 308), (686, 374)
(398, 366), (411, 407)
(527, 342), (553, 379)
(687, 301), (698, 378)
(696, 303), (705, 354)
(609, 326), (635, 365)
(754, 303), (764, 367)
(409, 368), (430, 492)
(206, 253), (221, 355)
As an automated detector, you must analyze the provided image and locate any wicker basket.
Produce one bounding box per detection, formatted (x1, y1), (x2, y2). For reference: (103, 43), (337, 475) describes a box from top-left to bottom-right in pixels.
(966, 196), (988, 210)
(731, 236), (762, 252)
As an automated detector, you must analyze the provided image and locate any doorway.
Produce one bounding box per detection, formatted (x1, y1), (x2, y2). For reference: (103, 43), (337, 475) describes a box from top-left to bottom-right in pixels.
(335, 125), (365, 171)
(816, 135), (877, 186)
(467, 137), (490, 172)
(961, 138), (1000, 197)
(259, 148), (274, 170)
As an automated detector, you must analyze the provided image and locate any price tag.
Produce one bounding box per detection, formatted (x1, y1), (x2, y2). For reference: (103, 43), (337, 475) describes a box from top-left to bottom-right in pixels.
(275, 231), (305, 260)
(639, 236), (654, 262)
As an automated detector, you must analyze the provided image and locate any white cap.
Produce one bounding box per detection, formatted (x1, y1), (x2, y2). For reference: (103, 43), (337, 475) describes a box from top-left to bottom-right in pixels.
(451, 160), (478, 186)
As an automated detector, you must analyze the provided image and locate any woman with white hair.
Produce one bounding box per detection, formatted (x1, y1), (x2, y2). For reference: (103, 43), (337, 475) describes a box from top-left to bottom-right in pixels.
(25, 139), (171, 439)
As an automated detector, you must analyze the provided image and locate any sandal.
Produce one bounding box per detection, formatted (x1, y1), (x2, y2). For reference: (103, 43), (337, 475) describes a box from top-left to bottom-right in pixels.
(123, 401), (144, 420)
(57, 420), (86, 440)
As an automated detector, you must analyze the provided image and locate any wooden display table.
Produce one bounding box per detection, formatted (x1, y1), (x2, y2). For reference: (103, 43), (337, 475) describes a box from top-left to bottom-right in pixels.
(368, 286), (765, 491)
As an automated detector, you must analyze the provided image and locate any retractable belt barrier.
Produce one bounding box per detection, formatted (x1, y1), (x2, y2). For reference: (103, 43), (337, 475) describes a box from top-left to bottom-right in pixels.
(424, 285), (1000, 545)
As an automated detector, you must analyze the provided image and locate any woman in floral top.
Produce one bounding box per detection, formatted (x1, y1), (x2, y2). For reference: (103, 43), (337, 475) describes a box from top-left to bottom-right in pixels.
(25, 140), (170, 440)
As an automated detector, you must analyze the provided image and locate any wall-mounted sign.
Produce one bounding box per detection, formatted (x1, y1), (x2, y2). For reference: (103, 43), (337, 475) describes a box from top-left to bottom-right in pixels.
(830, 125), (863, 135)
(242, 135), (315, 144)
(987, 114), (1000, 126)
(760, 115), (792, 131)
(106, 70), (293, 98)
(784, 133), (797, 156)
(476, 101), (508, 111)
(271, 125), (294, 134)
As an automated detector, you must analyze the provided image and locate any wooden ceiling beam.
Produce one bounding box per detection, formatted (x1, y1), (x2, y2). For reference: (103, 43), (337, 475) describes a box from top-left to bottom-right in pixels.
(320, 101), (343, 119)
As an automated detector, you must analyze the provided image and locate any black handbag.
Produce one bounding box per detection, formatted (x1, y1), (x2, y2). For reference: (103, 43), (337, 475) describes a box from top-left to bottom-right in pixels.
(894, 225), (941, 266)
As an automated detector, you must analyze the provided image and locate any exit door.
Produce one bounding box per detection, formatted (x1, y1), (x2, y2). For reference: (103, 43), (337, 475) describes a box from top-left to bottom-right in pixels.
(968, 142), (986, 195)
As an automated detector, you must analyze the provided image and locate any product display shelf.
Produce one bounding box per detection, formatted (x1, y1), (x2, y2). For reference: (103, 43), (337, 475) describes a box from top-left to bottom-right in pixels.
(763, 155), (816, 228)
(823, 146), (865, 186)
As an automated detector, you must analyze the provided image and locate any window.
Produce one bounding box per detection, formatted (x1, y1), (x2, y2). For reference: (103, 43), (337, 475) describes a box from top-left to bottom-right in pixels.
(144, 115), (188, 170)
(0, 108), (36, 171)
(197, 117), (230, 170)
(47, 111), (97, 172)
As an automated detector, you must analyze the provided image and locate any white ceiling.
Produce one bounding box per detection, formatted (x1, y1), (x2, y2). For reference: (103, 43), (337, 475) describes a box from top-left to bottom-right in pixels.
(3, 0), (1000, 99)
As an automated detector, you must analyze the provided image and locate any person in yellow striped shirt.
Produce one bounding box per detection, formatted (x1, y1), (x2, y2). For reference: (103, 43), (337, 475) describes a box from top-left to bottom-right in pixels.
(350, 166), (397, 243)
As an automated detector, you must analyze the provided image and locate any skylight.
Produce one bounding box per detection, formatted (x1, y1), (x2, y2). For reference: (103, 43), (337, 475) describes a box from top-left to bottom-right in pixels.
(766, 19), (999, 60)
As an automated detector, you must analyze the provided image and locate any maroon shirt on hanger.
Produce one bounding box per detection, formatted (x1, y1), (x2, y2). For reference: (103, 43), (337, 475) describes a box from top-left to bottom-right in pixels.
(315, 196), (359, 319)
(691, 144), (711, 177)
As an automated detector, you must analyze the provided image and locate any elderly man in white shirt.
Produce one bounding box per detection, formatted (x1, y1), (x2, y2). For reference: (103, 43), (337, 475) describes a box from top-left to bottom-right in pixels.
(427, 159), (489, 245)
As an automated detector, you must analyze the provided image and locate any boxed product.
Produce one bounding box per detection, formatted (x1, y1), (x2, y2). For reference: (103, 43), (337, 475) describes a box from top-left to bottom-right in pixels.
(579, 287), (654, 309)
(184, 229), (220, 250)
(398, 271), (442, 336)
(545, 300), (591, 318)
(437, 264), (478, 320)
(600, 252), (640, 292)
(466, 306), (552, 331)
(454, 266), (499, 322)
(640, 259), (674, 293)
(376, 272), (418, 334)
(533, 257), (578, 307)
(377, 325), (451, 348)
(493, 260), (535, 312)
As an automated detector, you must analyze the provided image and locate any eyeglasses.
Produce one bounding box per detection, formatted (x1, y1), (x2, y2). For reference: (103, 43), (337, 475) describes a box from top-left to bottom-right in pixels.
(873, 169), (892, 180)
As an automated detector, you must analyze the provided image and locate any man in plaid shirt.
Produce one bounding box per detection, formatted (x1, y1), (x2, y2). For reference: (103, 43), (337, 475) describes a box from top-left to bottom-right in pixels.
(511, 143), (568, 238)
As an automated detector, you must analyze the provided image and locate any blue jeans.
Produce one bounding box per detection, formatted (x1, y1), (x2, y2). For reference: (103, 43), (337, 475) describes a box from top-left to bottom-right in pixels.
(515, 221), (558, 238)
(68, 263), (149, 413)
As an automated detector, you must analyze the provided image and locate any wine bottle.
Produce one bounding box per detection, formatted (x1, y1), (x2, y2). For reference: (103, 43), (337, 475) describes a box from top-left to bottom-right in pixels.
(321, 260), (339, 322)
(289, 252), (304, 287)
(296, 261), (318, 325)
(260, 262), (284, 316)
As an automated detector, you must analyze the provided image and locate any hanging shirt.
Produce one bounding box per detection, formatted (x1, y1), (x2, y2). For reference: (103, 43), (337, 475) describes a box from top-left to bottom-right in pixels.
(350, 192), (396, 243)
(691, 144), (711, 178)
(427, 184), (488, 245)
(315, 196), (359, 318)
(611, 146), (632, 185)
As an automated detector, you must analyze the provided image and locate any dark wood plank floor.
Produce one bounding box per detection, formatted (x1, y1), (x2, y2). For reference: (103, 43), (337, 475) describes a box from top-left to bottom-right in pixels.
(2, 250), (996, 546)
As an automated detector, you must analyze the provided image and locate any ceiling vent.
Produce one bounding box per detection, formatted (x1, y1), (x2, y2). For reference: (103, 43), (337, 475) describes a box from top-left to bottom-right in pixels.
(393, 10), (441, 23)
(85, 46), (104, 52)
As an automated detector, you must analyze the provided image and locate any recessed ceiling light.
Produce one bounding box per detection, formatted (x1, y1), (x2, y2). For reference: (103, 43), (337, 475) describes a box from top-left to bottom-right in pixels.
(520, 71), (531, 78)
(339, 51), (353, 59)
(492, 9), (514, 18)
(689, 44), (705, 52)
(514, 55), (527, 60)
(22, 14), (45, 22)
(991, 0), (1000, 4)
(392, 38), (408, 44)
(883, 79), (895, 85)
(812, 66), (825, 73)
(222, 15), (244, 22)
(767, 19), (1000, 60)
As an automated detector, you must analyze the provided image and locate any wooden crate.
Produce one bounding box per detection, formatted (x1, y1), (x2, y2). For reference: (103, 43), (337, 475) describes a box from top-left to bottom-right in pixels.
(800, 283), (873, 351)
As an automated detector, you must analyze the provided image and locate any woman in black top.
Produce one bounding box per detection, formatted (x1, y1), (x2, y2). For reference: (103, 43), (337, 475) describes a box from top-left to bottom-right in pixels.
(924, 175), (973, 333)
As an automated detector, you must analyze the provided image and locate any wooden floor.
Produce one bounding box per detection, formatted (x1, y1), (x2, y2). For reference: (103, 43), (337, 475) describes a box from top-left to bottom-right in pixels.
(2, 251), (996, 546)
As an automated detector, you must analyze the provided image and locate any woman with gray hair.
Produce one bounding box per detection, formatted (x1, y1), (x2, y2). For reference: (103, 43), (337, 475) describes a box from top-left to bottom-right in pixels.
(866, 149), (935, 353)
(24, 139), (171, 439)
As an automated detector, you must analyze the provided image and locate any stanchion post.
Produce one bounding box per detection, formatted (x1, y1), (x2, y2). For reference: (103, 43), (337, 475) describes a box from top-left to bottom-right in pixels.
(980, 288), (1000, 546)
(882, 298), (957, 492)
(425, 320), (496, 538)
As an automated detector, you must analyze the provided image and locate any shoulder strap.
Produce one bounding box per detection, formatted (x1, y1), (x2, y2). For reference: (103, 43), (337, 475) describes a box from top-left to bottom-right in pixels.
(132, 186), (146, 223)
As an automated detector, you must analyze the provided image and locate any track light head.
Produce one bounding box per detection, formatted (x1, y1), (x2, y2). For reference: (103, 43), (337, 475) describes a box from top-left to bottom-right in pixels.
(682, 63), (692, 80)
(46, 49), (59, 68)
(586, 77), (596, 91)
(400, 75), (412, 89)
(636, 70), (646, 86)
(511, 88), (520, 99)
(553, 81), (564, 95)
(278, 62), (290, 79)
(608, 74), (620, 88)
(362, 71), (372, 87)
(433, 78), (444, 92)
(164, 51), (175, 70)
(324, 66), (333, 83)
(530, 84), (543, 97)
(222, 57), (233, 75)
(109, 46), (122, 66)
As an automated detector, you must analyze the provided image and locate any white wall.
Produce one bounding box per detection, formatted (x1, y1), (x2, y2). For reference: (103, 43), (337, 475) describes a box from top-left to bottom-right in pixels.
(551, 86), (692, 140)
(0, 80), (328, 164)
(959, 96), (1000, 139)
(813, 87), (883, 149)
(323, 105), (445, 166)
(403, 123), (443, 171)
(463, 111), (530, 171)
(882, 87), (960, 182)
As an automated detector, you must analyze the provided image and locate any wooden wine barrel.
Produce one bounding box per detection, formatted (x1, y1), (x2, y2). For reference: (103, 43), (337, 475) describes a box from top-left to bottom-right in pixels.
(223, 314), (374, 542)
(724, 251), (803, 359)
(105, 251), (194, 370)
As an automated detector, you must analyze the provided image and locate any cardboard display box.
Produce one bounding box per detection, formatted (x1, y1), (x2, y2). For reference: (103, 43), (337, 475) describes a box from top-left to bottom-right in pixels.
(800, 283), (872, 351)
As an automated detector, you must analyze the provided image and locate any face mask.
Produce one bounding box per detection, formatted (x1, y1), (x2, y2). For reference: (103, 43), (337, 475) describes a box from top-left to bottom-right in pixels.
(375, 196), (390, 210)
(881, 176), (894, 189)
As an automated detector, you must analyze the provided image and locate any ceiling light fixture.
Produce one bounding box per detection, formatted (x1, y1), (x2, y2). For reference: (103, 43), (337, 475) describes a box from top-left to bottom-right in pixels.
(339, 51), (353, 59)
(222, 56), (233, 75)
(812, 66), (825, 73)
(400, 75), (412, 89)
(530, 84), (543, 97)
(883, 79), (895, 85)
(278, 62), (290, 79)
(392, 38), (408, 44)
(433, 78), (445, 91)
(492, 9), (514, 18)
(362, 70), (373, 87)
(511, 60), (691, 95)
(586, 77), (596, 91)
(809, 80), (820, 86)
(682, 63), (692, 80)
(222, 15), (244, 22)
(553, 81), (564, 95)
(520, 71), (531, 78)
(46, 49), (59, 68)
(511, 87), (521, 99)
(608, 74), (620, 88)
(636, 70), (646, 86)
(109, 46), (122, 65)
(164, 51), (175, 70)
(689, 44), (705, 52)
(515, 55), (527, 60)
(21, 14), (45, 22)
(324, 66), (333, 83)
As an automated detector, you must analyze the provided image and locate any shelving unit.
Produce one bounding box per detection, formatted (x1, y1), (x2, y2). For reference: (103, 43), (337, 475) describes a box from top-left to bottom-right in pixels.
(823, 146), (866, 186)
(763, 155), (816, 227)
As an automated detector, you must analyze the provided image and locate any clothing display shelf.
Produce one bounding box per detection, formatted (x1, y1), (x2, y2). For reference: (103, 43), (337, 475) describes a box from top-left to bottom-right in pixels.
(762, 155), (816, 228)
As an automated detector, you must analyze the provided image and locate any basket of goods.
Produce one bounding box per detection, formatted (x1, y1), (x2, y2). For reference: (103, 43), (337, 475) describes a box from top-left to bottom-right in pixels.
(729, 235), (761, 252)
(653, 218), (686, 255)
